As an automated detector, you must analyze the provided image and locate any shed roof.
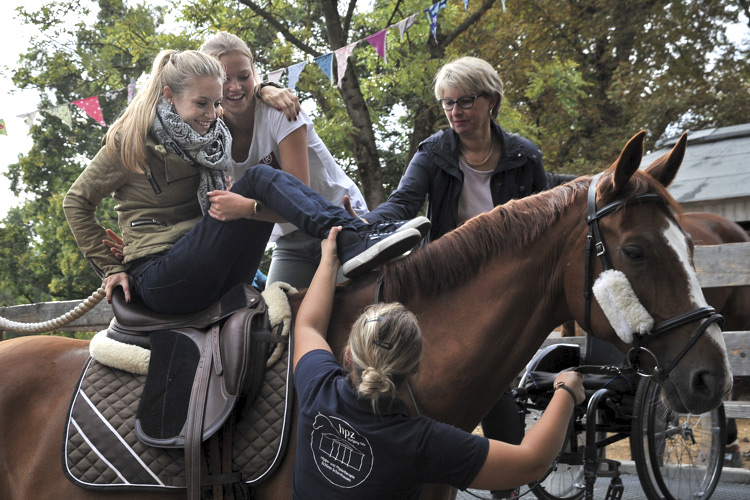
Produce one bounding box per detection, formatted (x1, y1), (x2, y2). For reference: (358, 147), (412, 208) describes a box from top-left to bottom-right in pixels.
(641, 123), (750, 205)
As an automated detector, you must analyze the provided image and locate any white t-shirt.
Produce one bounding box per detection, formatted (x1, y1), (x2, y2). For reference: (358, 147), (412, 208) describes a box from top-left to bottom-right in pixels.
(231, 103), (368, 241)
(457, 157), (494, 224)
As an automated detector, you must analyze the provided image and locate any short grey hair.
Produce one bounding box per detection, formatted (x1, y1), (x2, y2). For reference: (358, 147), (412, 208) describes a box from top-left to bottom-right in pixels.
(433, 56), (504, 118)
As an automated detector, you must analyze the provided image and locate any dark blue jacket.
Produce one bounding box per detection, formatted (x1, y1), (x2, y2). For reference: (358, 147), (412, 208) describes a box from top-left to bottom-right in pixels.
(366, 121), (547, 242)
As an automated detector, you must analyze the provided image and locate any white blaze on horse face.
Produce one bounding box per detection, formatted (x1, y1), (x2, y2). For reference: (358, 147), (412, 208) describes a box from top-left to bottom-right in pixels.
(663, 219), (726, 346)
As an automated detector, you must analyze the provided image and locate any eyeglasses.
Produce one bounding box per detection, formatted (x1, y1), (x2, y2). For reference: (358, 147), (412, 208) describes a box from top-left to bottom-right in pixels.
(437, 94), (486, 111)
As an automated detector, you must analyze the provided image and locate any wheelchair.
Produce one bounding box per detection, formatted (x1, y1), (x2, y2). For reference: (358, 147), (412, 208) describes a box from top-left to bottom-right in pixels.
(514, 335), (726, 500)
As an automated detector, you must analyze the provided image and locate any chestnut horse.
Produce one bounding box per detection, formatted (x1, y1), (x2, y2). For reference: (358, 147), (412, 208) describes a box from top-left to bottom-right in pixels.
(563, 211), (750, 336)
(0, 131), (733, 500)
(680, 211), (750, 331)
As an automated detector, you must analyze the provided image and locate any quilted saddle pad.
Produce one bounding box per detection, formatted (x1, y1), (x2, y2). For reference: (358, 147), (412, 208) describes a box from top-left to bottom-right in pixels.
(63, 342), (293, 491)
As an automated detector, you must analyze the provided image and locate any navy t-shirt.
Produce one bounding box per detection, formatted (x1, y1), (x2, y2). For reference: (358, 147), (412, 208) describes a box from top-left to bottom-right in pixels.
(293, 350), (489, 500)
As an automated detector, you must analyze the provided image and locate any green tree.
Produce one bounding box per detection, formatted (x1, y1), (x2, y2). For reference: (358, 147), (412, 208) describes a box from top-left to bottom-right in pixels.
(2, 0), (749, 307)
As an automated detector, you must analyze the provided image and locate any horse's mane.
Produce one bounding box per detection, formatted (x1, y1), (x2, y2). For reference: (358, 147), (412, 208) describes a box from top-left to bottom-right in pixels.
(382, 178), (586, 301)
(382, 168), (681, 302)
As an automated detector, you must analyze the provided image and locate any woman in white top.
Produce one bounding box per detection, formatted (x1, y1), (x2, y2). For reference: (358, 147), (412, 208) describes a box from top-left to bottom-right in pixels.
(200, 32), (370, 289)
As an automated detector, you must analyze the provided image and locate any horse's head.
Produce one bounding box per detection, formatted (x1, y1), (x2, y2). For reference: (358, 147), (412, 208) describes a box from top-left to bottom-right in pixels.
(569, 131), (732, 414)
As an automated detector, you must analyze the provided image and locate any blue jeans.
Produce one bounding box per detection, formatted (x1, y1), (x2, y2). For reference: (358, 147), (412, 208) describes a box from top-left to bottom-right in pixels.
(130, 164), (363, 314)
(266, 230), (349, 290)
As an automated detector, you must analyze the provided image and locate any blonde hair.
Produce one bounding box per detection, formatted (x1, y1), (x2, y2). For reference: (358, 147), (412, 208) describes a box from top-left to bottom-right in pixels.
(433, 56), (504, 118)
(199, 31), (260, 85)
(104, 50), (225, 173)
(346, 303), (422, 412)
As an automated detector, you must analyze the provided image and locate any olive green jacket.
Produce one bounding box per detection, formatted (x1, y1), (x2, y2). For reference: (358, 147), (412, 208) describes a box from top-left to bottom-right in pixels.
(63, 134), (203, 278)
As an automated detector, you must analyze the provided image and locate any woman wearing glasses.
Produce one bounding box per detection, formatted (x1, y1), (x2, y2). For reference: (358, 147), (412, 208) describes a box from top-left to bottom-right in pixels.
(351, 56), (548, 499)
(353, 56), (547, 243)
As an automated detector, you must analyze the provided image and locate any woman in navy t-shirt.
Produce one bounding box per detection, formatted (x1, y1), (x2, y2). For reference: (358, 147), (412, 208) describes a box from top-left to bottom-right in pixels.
(292, 228), (585, 500)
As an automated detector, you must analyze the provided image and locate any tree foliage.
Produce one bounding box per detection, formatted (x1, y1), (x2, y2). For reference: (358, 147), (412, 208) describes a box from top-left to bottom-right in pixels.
(1, 0), (749, 306)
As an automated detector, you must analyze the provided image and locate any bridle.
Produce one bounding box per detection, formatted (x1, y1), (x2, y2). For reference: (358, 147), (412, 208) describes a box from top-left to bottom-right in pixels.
(583, 174), (723, 379)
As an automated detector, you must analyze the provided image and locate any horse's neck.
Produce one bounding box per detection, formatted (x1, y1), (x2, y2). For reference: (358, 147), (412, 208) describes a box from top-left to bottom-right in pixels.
(406, 209), (580, 429)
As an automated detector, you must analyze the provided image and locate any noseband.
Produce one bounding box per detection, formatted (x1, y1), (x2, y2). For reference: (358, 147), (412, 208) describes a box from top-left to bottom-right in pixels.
(583, 175), (723, 379)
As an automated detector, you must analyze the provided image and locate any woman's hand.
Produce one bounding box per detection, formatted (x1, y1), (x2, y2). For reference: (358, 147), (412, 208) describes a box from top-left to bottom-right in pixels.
(104, 272), (131, 303)
(554, 371), (585, 405)
(259, 85), (301, 121)
(320, 226), (342, 267)
(102, 229), (125, 262)
(207, 190), (253, 221)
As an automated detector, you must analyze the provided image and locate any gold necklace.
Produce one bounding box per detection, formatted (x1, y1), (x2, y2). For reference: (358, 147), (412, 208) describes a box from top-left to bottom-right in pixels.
(459, 138), (495, 168)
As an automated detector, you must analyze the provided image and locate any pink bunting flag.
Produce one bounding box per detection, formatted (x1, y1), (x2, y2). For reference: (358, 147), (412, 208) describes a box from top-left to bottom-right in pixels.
(334, 42), (358, 88)
(72, 96), (106, 126)
(366, 30), (388, 65)
(0, 119), (7, 136)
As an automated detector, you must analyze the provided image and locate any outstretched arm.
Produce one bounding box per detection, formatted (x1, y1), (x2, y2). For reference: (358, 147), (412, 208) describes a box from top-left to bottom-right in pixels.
(293, 227), (341, 370)
(470, 371), (585, 490)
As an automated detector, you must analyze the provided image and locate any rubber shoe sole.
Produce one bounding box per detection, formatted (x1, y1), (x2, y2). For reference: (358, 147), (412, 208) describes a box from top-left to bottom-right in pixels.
(371, 216), (431, 239)
(341, 227), (422, 278)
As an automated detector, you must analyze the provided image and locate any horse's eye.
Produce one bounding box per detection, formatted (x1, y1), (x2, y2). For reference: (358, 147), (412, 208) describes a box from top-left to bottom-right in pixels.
(622, 245), (645, 261)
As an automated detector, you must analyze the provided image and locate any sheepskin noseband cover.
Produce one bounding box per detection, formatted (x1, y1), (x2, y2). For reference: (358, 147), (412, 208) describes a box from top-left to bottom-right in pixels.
(592, 269), (654, 344)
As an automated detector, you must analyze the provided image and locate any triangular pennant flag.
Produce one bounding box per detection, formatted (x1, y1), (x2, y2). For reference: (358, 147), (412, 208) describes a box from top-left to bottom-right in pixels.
(17, 111), (38, 132)
(72, 96), (106, 126)
(366, 30), (387, 65)
(314, 53), (334, 84)
(397, 14), (419, 40)
(501, 0), (506, 11)
(464, 0), (470, 11)
(128, 78), (137, 103)
(287, 61), (307, 92)
(48, 104), (73, 129)
(267, 69), (284, 84)
(424, 0), (448, 43)
(0, 119), (7, 136)
(334, 42), (358, 88)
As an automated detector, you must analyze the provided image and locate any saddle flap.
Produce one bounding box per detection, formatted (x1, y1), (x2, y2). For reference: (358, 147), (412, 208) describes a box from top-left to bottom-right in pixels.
(135, 294), (275, 449)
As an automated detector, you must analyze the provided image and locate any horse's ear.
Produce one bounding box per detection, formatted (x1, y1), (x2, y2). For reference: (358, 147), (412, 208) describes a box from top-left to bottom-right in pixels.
(644, 132), (687, 188)
(610, 130), (646, 193)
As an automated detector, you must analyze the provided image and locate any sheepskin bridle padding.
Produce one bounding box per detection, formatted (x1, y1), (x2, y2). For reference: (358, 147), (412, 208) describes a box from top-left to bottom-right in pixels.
(583, 174), (722, 378)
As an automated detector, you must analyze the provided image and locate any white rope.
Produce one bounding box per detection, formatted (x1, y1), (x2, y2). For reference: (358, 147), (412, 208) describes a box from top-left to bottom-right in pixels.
(0, 286), (106, 334)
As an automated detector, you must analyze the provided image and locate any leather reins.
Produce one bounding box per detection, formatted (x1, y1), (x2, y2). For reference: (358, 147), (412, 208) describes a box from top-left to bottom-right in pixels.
(583, 174), (723, 379)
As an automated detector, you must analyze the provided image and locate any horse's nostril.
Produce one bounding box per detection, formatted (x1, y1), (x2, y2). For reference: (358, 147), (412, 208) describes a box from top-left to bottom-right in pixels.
(691, 370), (718, 397)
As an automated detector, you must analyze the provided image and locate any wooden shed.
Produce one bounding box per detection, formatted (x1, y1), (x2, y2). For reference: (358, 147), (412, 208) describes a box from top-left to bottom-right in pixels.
(641, 123), (750, 229)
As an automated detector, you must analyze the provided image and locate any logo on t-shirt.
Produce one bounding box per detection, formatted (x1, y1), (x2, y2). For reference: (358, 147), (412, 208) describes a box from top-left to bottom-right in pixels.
(259, 151), (281, 170)
(310, 413), (373, 488)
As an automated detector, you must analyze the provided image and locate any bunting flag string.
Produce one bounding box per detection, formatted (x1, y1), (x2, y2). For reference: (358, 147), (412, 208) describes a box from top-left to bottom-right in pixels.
(424, 0), (448, 43)
(365, 30), (388, 65)
(314, 53), (334, 83)
(397, 14), (420, 40)
(262, 0), (473, 90)
(3, 0), (503, 139)
(287, 61), (307, 92)
(335, 42), (358, 88)
(127, 78), (137, 103)
(48, 104), (73, 129)
(267, 69), (285, 84)
(73, 96), (106, 126)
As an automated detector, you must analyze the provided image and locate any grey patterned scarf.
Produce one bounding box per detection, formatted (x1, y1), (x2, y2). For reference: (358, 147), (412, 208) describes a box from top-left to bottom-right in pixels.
(151, 98), (233, 215)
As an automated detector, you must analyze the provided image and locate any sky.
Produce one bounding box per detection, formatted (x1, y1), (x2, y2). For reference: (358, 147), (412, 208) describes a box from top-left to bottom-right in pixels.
(0, 0), (47, 218)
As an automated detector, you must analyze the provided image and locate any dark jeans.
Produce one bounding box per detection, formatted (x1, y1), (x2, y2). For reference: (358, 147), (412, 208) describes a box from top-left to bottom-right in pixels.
(130, 164), (363, 314)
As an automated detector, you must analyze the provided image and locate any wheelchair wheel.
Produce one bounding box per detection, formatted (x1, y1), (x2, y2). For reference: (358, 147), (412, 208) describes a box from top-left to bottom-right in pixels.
(525, 405), (585, 500)
(630, 377), (725, 500)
